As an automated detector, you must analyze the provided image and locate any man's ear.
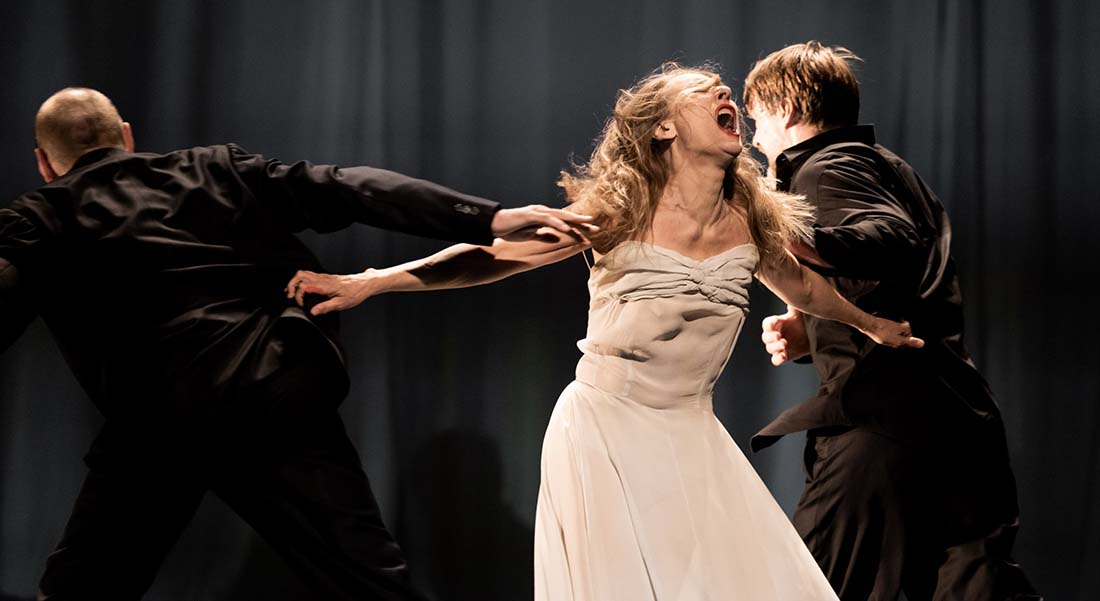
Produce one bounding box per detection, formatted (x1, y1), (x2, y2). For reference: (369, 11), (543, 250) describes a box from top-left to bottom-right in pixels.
(121, 122), (134, 152)
(781, 99), (802, 129)
(653, 121), (677, 142)
(35, 147), (58, 183)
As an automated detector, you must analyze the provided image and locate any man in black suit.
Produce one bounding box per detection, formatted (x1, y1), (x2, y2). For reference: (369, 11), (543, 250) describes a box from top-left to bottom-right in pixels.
(0, 87), (591, 600)
(743, 43), (1040, 600)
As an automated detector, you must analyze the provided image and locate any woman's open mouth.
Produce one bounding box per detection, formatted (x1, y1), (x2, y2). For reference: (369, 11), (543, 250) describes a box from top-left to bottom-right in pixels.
(716, 104), (739, 136)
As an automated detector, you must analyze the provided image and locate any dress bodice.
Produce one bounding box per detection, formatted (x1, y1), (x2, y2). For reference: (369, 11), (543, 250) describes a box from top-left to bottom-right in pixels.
(576, 241), (759, 409)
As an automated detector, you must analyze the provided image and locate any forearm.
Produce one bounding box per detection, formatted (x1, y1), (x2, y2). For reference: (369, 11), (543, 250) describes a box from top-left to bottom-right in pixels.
(785, 265), (872, 331)
(229, 144), (499, 243)
(371, 244), (519, 293)
(290, 232), (588, 314)
(369, 236), (587, 295)
(758, 250), (872, 333)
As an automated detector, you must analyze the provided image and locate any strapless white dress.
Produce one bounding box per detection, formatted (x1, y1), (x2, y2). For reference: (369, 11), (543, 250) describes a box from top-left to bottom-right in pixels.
(533, 242), (839, 601)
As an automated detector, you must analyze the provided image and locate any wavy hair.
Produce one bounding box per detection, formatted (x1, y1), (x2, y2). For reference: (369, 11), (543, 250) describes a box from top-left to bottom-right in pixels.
(559, 63), (811, 266)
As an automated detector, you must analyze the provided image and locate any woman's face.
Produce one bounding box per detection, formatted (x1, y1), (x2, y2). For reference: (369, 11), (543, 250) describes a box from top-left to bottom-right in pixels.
(663, 73), (743, 161)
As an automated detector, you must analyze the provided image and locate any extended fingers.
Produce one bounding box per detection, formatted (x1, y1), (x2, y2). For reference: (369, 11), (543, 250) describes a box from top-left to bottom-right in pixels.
(543, 206), (593, 223)
(286, 270), (313, 298)
(555, 208), (594, 224)
(543, 214), (572, 233)
(295, 280), (310, 306)
(541, 207), (594, 232)
(288, 272), (325, 306)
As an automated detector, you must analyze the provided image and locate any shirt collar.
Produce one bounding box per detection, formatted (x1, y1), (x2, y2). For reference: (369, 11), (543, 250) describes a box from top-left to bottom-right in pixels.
(68, 146), (129, 172)
(774, 125), (877, 191)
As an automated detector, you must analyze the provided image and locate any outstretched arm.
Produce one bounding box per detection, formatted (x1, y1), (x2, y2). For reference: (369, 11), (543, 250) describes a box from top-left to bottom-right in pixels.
(228, 144), (593, 245)
(489, 205), (597, 242)
(287, 228), (590, 315)
(756, 248), (924, 349)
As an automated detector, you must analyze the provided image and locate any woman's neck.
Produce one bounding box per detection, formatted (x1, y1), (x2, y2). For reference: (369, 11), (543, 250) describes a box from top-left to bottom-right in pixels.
(657, 157), (730, 226)
(644, 154), (750, 259)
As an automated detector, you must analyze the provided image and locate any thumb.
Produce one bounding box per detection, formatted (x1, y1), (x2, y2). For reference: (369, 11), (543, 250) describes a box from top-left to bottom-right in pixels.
(762, 315), (781, 332)
(311, 299), (343, 316)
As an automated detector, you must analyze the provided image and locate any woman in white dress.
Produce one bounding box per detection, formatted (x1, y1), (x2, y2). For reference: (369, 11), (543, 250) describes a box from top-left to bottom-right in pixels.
(287, 64), (924, 600)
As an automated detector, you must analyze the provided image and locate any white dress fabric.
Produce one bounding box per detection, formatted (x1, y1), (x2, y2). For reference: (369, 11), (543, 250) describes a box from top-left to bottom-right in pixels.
(533, 241), (839, 601)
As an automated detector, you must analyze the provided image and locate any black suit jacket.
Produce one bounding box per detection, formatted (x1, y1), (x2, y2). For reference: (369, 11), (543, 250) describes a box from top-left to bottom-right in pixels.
(752, 126), (1000, 451)
(0, 144), (499, 422)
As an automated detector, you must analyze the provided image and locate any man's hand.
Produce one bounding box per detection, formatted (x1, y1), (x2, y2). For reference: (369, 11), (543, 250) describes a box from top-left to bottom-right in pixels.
(761, 307), (810, 366)
(491, 205), (597, 242)
(286, 270), (378, 316)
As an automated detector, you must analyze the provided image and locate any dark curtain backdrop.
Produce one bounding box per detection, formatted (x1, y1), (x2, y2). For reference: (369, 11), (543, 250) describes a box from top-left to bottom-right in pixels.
(1, 1), (1096, 599)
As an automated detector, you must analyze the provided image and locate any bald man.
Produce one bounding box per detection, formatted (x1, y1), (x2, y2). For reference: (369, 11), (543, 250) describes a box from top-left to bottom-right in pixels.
(0, 88), (591, 600)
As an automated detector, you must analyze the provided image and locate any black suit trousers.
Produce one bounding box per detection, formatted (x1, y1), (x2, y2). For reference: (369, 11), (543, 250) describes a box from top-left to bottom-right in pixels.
(793, 417), (1040, 601)
(37, 358), (425, 601)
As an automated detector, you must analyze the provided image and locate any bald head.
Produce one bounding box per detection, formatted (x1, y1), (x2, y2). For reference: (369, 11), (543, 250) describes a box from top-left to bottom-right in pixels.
(35, 87), (132, 179)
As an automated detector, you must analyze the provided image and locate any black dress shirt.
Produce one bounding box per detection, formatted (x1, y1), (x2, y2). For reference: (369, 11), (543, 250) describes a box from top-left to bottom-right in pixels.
(0, 144), (499, 423)
(752, 126), (1001, 451)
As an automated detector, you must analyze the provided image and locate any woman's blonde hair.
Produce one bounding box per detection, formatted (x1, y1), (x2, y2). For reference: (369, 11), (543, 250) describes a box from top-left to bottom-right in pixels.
(559, 63), (811, 266)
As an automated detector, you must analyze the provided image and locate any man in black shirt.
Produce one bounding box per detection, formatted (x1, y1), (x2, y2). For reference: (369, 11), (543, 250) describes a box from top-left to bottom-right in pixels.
(0, 87), (592, 600)
(743, 43), (1039, 600)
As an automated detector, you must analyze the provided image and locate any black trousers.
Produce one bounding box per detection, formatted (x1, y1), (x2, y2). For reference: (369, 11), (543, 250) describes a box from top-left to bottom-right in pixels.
(793, 422), (1040, 601)
(37, 360), (426, 601)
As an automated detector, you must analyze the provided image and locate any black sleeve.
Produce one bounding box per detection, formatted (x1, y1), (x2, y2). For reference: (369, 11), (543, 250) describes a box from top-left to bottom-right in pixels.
(0, 210), (41, 352)
(799, 155), (926, 279)
(226, 144), (501, 245)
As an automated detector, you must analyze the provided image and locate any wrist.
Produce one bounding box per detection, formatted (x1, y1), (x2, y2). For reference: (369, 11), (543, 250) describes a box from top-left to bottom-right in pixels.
(367, 266), (419, 294)
(489, 208), (507, 236)
(856, 312), (877, 336)
(345, 268), (381, 296)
